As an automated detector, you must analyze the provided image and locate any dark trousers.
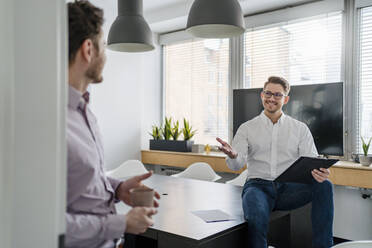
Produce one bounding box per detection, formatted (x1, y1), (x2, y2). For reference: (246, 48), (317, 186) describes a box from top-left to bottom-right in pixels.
(242, 178), (334, 248)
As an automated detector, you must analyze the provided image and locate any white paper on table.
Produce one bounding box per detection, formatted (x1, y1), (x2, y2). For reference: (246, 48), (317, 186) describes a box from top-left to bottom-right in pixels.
(191, 209), (235, 223)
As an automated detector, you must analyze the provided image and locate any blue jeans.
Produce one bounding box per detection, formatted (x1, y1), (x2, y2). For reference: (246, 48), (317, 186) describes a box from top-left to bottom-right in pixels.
(242, 178), (334, 248)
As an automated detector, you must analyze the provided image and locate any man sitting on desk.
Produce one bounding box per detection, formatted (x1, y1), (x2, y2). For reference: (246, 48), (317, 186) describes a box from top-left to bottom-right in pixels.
(217, 76), (334, 248)
(66, 1), (159, 247)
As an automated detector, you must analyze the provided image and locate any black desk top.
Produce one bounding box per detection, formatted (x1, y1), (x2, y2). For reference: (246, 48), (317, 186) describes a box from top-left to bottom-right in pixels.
(115, 174), (246, 241)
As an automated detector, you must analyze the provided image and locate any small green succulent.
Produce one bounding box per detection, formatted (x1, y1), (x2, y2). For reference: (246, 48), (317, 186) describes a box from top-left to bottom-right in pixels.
(171, 120), (181, 140)
(361, 137), (372, 156)
(149, 125), (162, 140)
(162, 117), (172, 140)
(182, 118), (197, 141)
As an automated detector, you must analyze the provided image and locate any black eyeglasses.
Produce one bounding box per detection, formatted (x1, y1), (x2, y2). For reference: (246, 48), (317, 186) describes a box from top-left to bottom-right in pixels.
(262, 90), (287, 100)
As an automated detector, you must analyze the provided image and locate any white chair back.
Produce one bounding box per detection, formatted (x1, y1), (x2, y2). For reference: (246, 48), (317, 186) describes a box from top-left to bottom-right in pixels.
(332, 241), (372, 248)
(226, 169), (248, 186)
(171, 162), (221, 182)
(106, 160), (148, 179)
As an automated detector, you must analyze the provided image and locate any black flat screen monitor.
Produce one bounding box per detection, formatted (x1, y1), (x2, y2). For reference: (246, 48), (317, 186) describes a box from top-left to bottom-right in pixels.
(233, 82), (344, 156)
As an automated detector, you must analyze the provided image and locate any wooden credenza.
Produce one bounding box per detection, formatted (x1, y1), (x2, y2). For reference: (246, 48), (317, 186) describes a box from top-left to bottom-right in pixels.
(328, 160), (372, 189)
(141, 150), (372, 189)
(141, 149), (246, 174)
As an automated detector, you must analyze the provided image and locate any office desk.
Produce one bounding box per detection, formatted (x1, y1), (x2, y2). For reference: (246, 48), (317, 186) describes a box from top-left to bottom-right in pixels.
(116, 174), (290, 248)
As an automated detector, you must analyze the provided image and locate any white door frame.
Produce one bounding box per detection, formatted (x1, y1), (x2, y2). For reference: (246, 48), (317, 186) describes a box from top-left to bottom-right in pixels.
(0, 0), (67, 247)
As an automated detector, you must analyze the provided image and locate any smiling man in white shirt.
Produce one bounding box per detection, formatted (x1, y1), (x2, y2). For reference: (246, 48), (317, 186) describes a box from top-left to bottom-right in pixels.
(217, 76), (334, 248)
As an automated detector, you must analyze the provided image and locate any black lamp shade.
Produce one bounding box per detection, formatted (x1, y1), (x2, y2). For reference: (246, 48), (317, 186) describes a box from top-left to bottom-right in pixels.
(187, 0), (245, 38)
(107, 0), (154, 52)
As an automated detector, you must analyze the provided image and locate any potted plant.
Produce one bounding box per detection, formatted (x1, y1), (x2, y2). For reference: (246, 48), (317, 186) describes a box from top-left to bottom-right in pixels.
(360, 137), (372, 166)
(149, 125), (162, 140)
(171, 120), (181, 140)
(163, 117), (172, 140)
(182, 118), (196, 141)
(149, 117), (196, 152)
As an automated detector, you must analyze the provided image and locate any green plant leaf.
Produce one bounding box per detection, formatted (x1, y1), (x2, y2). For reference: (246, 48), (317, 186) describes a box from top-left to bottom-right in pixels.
(182, 118), (196, 141)
(361, 137), (371, 156)
(150, 125), (162, 140)
(163, 117), (172, 140)
(171, 120), (181, 140)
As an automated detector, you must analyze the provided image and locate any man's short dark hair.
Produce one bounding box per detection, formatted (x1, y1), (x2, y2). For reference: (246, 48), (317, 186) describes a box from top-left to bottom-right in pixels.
(68, 0), (104, 64)
(264, 76), (290, 94)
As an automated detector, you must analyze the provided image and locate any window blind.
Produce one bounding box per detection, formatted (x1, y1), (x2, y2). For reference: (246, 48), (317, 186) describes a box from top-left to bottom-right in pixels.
(243, 12), (342, 88)
(164, 39), (229, 145)
(357, 6), (372, 154)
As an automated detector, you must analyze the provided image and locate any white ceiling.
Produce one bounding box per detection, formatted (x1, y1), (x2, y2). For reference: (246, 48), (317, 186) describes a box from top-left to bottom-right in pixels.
(144, 0), (312, 15)
(143, 0), (192, 12)
(142, 0), (315, 33)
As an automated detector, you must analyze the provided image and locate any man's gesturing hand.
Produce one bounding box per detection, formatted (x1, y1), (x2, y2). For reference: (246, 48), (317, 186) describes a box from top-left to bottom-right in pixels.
(216, 137), (238, 159)
(125, 207), (157, 234)
(116, 171), (160, 207)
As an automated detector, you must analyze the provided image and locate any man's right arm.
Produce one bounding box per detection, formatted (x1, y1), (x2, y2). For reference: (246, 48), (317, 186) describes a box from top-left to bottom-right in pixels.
(65, 212), (126, 247)
(65, 207), (157, 247)
(221, 125), (249, 171)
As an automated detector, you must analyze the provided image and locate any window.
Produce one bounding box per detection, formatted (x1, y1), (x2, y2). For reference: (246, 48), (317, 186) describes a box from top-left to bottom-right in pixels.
(244, 12), (342, 88)
(218, 72), (225, 86)
(357, 6), (372, 153)
(164, 39), (229, 145)
(161, 3), (349, 153)
(208, 69), (216, 85)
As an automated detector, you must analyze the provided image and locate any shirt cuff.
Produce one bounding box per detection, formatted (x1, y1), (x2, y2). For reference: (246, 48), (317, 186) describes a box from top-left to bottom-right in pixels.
(107, 176), (122, 200)
(105, 214), (127, 240)
(226, 155), (244, 171)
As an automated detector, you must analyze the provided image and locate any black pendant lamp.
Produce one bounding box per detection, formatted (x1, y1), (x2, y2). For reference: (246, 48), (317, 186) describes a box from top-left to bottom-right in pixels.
(107, 0), (154, 52)
(186, 0), (245, 39)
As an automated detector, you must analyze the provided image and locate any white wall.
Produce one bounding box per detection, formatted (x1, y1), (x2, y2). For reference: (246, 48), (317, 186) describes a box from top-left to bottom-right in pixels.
(0, 0), (67, 247)
(0, 0), (14, 247)
(334, 186), (372, 240)
(89, 0), (162, 170)
(140, 38), (163, 153)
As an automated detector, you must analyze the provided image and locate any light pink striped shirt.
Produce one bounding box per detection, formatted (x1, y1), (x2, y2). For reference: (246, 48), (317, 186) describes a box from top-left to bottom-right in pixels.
(66, 86), (125, 248)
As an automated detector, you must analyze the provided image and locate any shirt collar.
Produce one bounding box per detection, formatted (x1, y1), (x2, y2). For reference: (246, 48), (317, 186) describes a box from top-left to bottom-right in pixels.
(260, 111), (286, 125)
(277, 112), (286, 124)
(68, 86), (87, 110)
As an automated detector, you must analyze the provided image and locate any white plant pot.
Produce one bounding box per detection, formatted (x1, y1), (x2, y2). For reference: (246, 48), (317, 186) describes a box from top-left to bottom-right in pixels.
(359, 155), (372, 166)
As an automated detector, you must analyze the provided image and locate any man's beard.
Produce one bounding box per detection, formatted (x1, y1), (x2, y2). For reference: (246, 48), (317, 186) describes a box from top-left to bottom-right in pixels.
(266, 108), (279, 114)
(86, 58), (104, 83)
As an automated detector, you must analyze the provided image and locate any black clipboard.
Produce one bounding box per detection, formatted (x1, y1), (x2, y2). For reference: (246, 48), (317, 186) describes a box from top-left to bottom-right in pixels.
(274, 156), (339, 184)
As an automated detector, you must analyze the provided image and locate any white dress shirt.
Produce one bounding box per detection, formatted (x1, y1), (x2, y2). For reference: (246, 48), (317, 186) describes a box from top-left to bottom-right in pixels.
(226, 112), (318, 181)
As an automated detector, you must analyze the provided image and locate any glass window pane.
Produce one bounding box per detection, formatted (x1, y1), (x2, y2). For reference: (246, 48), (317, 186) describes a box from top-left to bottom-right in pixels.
(358, 6), (372, 154)
(164, 39), (229, 145)
(244, 12), (342, 88)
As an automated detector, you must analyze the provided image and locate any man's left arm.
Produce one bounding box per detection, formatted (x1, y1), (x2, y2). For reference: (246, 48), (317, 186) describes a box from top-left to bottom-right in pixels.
(299, 123), (330, 183)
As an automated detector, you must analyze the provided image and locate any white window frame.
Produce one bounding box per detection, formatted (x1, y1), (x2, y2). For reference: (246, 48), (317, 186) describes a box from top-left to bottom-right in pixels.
(350, 0), (372, 156)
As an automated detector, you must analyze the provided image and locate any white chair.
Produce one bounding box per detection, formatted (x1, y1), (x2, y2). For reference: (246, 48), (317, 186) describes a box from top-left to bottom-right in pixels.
(106, 160), (148, 179)
(226, 169), (248, 186)
(332, 241), (372, 248)
(171, 162), (221, 182)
